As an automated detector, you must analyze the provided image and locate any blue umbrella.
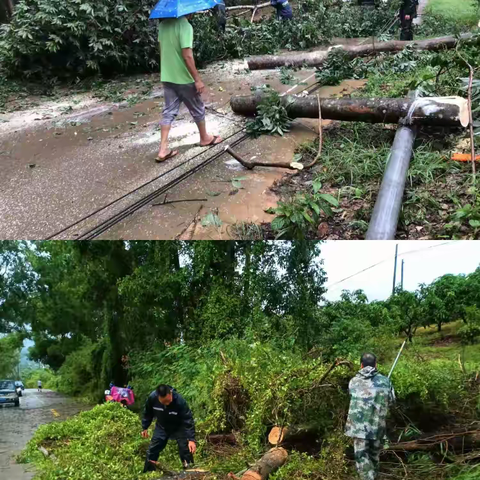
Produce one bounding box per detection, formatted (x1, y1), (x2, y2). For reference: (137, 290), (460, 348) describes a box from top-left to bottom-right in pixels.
(149, 0), (222, 19)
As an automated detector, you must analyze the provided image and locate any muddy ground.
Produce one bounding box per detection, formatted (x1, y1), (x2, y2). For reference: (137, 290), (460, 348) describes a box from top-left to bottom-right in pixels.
(0, 44), (367, 240)
(0, 389), (90, 480)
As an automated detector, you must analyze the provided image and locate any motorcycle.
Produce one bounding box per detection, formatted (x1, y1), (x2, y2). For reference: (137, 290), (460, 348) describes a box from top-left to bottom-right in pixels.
(105, 385), (135, 407)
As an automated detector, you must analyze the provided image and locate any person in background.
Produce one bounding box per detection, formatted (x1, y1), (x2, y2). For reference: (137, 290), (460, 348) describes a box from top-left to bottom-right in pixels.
(37, 380), (42, 392)
(157, 16), (222, 163)
(213, 0), (227, 33)
(345, 353), (395, 480)
(399, 0), (417, 40)
(271, 0), (293, 20)
(141, 384), (196, 472)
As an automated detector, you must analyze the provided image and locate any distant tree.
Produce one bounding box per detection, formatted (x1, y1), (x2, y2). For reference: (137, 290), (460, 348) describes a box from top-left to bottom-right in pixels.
(387, 288), (424, 342)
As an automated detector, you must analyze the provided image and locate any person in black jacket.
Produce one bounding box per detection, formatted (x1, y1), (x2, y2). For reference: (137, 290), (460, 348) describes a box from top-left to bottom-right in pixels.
(400, 0), (417, 40)
(141, 384), (196, 472)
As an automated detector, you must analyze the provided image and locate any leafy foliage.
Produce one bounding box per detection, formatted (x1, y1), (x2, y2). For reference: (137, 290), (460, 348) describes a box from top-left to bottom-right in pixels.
(266, 183), (339, 239)
(18, 403), (151, 480)
(458, 306), (480, 344)
(246, 90), (291, 137)
(0, 0), (158, 78)
(0, 332), (23, 378)
(0, 0), (399, 79)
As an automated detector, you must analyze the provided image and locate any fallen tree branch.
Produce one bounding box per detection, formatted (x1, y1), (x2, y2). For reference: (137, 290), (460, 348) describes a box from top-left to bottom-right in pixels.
(231, 93), (470, 127)
(247, 33), (475, 70)
(152, 198), (207, 206)
(225, 146), (299, 170)
(207, 433), (238, 445)
(226, 2), (270, 11)
(388, 429), (480, 452)
(176, 205), (204, 240)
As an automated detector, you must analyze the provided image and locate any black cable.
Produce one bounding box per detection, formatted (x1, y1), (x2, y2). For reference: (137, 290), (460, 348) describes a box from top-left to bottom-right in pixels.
(79, 133), (248, 239)
(46, 127), (244, 239)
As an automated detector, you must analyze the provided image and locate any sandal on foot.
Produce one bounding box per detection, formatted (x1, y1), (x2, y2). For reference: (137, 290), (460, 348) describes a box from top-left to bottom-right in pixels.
(200, 135), (222, 147)
(156, 150), (178, 163)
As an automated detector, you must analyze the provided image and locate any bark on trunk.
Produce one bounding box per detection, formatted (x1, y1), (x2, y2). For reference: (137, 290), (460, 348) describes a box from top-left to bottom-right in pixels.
(207, 433), (237, 445)
(241, 448), (288, 480)
(247, 33), (475, 70)
(230, 93), (469, 128)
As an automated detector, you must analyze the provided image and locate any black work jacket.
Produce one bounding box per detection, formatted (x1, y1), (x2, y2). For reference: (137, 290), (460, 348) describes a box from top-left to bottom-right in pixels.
(141, 387), (196, 441)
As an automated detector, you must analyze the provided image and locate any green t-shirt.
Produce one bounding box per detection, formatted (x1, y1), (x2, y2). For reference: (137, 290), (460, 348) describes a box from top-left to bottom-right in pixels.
(158, 17), (194, 85)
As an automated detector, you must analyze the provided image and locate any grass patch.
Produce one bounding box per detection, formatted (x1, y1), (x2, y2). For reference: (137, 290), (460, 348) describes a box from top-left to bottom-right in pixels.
(425, 0), (479, 26)
(270, 122), (475, 239)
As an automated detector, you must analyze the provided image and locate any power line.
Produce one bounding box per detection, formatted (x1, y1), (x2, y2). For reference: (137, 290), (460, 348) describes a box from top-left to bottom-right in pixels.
(325, 241), (455, 292)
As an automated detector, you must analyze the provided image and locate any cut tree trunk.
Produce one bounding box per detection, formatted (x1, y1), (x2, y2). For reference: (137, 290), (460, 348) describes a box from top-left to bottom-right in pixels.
(230, 93), (469, 128)
(207, 433), (237, 445)
(268, 427), (289, 445)
(241, 448), (288, 480)
(268, 426), (320, 447)
(247, 33), (475, 70)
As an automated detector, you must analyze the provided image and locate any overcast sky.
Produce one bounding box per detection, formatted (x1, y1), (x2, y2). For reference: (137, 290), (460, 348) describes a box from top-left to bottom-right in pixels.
(321, 241), (480, 302)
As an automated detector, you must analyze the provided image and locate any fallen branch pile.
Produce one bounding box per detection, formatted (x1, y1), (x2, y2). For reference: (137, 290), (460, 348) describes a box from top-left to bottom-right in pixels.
(247, 33), (475, 70)
(231, 93), (470, 127)
(388, 428), (480, 453)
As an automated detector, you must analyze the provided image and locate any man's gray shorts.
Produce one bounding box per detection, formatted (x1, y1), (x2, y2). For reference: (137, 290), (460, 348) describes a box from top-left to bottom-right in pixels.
(161, 82), (205, 126)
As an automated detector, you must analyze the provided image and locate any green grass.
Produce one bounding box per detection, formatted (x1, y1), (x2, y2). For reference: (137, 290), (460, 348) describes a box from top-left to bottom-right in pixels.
(424, 0), (479, 26)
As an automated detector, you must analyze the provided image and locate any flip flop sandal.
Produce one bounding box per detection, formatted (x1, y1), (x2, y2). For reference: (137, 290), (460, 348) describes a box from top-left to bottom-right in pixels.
(156, 150), (178, 163)
(200, 135), (221, 147)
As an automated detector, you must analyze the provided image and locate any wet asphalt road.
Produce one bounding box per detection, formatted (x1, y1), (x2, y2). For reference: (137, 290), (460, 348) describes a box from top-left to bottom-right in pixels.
(0, 389), (91, 480)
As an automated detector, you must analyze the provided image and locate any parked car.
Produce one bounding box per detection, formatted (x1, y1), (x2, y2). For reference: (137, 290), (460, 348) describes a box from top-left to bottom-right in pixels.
(0, 380), (20, 407)
(15, 381), (25, 396)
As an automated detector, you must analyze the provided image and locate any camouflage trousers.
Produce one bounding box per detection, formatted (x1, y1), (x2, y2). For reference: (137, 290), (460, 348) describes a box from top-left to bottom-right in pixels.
(353, 438), (382, 480)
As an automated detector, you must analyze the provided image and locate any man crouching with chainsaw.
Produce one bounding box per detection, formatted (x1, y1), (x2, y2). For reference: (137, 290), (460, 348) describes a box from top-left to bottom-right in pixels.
(141, 384), (196, 472)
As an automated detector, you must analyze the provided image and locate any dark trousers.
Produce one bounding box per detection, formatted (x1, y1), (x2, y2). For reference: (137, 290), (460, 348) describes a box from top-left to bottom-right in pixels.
(143, 428), (193, 473)
(400, 10), (414, 41)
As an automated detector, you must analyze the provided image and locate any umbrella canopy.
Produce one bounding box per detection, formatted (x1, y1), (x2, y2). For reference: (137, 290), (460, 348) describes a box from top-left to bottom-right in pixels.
(149, 0), (221, 19)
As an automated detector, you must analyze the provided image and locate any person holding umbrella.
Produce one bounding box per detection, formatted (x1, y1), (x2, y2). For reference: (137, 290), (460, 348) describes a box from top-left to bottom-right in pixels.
(150, 0), (223, 162)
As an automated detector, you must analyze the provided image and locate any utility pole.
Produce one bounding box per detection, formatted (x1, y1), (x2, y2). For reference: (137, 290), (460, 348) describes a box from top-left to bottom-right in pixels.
(401, 259), (404, 290)
(392, 244), (398, 294)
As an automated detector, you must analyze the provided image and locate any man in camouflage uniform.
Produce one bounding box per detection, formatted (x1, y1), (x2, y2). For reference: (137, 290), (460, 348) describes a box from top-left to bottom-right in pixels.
(345, 353), (395, 480)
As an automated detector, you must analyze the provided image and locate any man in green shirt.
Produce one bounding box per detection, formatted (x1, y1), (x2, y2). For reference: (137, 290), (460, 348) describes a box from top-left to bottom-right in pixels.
(157, 16), (222, 162)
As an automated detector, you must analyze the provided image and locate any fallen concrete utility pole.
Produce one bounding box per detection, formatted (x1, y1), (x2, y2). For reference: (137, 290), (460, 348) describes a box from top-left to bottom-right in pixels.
(230, 93), (469, 127)
(366, 125), (417, 239)
(241, 448), (288, 480)
(247, 33), (474, 70)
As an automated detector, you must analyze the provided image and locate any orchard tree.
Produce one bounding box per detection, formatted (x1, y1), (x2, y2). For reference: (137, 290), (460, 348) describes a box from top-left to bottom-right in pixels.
(387, 288), (424, 342)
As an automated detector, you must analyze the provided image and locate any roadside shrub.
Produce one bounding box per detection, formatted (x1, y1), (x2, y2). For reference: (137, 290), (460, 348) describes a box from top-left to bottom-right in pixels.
(459, 306), (480, 345)
(18, 403), (150, 480)
(0, 0), (158, 79)
(392, 359), (467, 409)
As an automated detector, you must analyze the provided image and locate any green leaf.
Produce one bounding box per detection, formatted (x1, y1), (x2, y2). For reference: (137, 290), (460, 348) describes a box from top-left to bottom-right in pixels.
(318, 193), (339, 207)
(312, 179), (322, 194)
(206, 191), (221, 197)
(201, 213), (222, 227)
(271, 216), (286, 231)
(469, 219), (480, 228)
